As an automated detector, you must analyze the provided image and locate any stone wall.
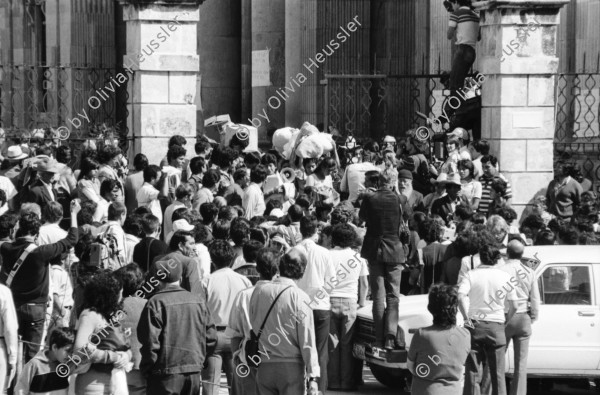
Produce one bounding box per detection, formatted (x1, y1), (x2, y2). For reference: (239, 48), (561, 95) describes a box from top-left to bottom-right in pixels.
(476, 1), (569, 217)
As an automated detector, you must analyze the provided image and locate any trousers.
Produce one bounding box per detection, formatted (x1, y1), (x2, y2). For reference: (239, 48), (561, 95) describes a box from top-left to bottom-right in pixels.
(463, 320), (507, 395)
(505, 313), (532, 395)
(368, 261), (402, 344)
(450, 44), (476, 92)
(327, 297), (358, 390)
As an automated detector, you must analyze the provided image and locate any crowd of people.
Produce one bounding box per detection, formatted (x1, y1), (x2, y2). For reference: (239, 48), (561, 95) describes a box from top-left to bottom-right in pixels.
(0, 120), (595, 395)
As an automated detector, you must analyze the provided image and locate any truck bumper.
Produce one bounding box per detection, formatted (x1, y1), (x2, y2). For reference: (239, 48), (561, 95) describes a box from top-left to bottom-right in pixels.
(352, 341), (408, 369)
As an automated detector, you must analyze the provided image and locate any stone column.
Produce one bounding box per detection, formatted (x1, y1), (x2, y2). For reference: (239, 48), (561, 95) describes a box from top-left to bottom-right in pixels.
(121, 0), (202, 165)
(474, 0), (569, 217)
(249, 0), (286, 144)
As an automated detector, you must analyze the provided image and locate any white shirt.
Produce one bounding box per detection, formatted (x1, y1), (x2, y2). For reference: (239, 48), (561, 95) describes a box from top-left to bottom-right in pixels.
(296, 238), (336, 310)
(164, 201), (186, 240)
(458, 265), (518, 323)
(472, 157), (483, 180)
(206, 268), (252, 328)
(0, 284), (19, 364)
(340, 162), (379, 203)
(305, 174), (333, 194)
(496, 259), (538, 314)
(0, 175), (17, 201)
(194, 243), (211, 280)
(92, 198), (110, 224)
(243, 183), (265, 220)
(50, 265), (74, 309)
(225, 283), (265, 342)
(37, 222), (78, 266)
(329, 248), (369, 301)
(457, 254), (482, 285)
(136, 182), (162, 223)
(125, 234), (140, 265)
(461, 179), (482, 206)
(37, 223), (68, 245)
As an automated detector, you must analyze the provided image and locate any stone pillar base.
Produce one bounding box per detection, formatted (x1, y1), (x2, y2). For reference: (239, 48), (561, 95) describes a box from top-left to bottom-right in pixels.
(121, 2), (200, 165)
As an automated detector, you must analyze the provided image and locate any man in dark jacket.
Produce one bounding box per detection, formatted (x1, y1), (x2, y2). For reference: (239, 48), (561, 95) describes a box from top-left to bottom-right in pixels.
(137, 258), (217, 395)
(431, 173), (471, 225)
(359, 172), (405, 350)
(152, 230), (203, 296)
(23, 158), (61, 212)
(0, 200), (80, 361)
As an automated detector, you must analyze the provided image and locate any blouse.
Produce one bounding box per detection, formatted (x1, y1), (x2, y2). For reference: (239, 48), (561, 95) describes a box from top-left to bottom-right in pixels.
(460, 179), (482, 206)
(408, 325), (471, 395)
(77, 178), (101, 204)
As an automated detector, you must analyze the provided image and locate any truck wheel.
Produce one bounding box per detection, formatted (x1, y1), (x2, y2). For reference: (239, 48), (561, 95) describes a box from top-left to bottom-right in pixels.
(369, 364), (406, 389)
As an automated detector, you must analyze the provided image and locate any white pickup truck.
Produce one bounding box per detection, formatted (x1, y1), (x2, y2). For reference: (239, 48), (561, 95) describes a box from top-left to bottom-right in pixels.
(352, 245), (600, 388)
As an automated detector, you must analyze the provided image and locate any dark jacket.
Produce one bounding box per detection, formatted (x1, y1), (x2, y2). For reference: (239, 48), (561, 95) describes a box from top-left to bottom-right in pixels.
(359, 189), (405, 264)
(405, 190), (426, 215)
(0, 227), (78, 306)
(152, 251), (204, 297)
(546, 178), (583, 219)
(23, 179), (55, 211)
(137, 284), (217, 376)
(133, 237), (169, 272)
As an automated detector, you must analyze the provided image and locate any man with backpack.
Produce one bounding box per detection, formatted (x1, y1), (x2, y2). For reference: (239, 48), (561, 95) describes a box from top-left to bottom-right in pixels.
(0, 199), (80, 362)
(96, 201), (128, 270)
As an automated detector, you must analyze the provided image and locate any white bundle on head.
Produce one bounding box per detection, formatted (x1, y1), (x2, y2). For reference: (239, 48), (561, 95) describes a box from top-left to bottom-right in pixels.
(272, 127), (299, 159)
(290, 122), (321, 164)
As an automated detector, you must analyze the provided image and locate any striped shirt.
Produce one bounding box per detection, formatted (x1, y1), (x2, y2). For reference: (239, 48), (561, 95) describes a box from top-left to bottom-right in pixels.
(479, 173), (512, 214)
(449, 7), (480, 48)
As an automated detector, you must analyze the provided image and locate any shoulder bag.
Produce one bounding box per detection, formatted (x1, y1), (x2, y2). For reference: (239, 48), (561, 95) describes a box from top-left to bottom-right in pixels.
(245, 285), (293, 368)
(6, 244), (37, 287)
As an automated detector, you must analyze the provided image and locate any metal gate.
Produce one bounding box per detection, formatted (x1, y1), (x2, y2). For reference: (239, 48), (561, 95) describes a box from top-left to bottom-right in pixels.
(322, 73), (453, 141)
(554, 70), (600, 192)
(323, 70), (600, 191)
(0, 0), (129, 159)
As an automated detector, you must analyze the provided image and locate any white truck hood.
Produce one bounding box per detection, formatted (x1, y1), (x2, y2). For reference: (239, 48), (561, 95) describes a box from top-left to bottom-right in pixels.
(357, 294), (465, 347)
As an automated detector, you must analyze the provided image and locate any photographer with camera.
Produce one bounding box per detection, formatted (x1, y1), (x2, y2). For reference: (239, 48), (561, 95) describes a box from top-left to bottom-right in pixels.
(446, 0), (481, 96)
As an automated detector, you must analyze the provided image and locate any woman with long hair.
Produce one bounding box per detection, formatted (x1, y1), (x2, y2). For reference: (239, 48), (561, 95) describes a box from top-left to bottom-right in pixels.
(458, 159), (482, 210)
(73, 271), (131, 395)
(305, 157), (336, 194)
(407, 284), (471, 394)
(114, 264), (147, 395)
(77, 157), (101, 204)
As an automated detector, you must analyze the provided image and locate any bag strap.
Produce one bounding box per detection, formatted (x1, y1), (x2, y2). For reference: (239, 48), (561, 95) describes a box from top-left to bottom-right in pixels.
(147, 239), (154, 269)
(471, 255), (474, 270)
(256, 285), (293, 339)
(6, 244), (37, 287)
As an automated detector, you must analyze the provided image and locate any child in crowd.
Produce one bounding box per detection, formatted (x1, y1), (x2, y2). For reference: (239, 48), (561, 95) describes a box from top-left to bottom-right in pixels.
(15, 327), (75, 395)
(297, 158), (317, 191)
